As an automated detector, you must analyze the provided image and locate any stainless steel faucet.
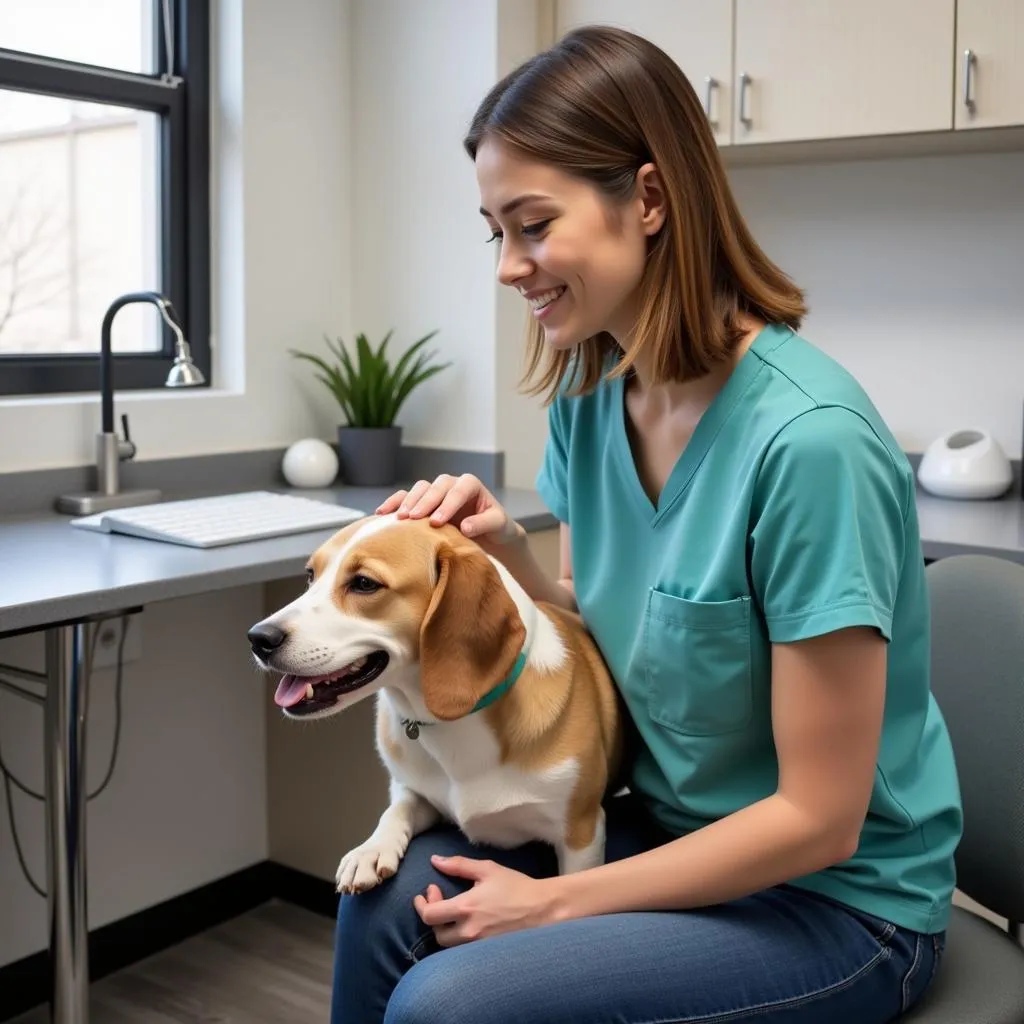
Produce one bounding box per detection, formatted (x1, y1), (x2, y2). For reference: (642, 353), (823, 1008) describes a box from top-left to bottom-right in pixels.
(54, 291), (207, 515)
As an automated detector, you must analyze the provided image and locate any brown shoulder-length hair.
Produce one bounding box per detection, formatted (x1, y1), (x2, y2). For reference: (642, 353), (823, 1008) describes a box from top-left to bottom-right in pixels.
(463, 24), (807, 402)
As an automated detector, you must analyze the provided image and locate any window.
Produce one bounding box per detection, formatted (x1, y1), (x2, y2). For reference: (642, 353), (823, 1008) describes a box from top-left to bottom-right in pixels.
(0, 0), (210, 397)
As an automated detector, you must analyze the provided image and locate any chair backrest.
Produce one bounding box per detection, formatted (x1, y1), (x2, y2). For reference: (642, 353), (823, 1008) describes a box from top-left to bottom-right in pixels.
(926, 554), (1024, 925)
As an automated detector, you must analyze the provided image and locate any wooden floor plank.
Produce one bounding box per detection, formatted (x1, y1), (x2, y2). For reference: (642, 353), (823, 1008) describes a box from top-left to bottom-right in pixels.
(11, 901), (335, 1024)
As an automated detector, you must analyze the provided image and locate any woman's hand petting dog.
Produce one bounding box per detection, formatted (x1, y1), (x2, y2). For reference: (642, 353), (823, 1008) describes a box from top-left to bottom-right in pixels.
(413, 854), (563, 947)
(376, 473), (525, 549)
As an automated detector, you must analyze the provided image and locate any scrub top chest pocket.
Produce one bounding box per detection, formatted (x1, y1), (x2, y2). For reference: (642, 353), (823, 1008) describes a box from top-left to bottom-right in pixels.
(642, 589), (754, 737)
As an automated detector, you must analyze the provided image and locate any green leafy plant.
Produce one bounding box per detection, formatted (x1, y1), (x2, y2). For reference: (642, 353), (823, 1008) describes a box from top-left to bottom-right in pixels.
(290, 329), (449, 429)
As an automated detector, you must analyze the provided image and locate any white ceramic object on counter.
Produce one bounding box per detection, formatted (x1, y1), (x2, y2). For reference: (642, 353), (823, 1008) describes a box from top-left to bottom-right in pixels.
(281, 438), (339, 489)
(917, 428), (1013, 500)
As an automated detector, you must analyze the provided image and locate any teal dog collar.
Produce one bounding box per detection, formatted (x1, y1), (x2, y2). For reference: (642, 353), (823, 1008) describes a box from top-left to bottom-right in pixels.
(401, 648), (528, 740)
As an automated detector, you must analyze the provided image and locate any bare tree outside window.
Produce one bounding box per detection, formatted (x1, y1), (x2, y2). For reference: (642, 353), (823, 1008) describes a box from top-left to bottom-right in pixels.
(0, 181), (72, 347)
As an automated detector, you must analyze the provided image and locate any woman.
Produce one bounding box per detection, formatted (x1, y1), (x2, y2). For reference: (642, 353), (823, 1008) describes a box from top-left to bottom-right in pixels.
(331, 25), (962, 1024)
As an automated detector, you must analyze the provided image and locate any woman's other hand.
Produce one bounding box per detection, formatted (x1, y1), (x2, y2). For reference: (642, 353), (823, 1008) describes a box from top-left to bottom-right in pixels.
(413, 856), (561, 947)
(375, 473), (523, 546)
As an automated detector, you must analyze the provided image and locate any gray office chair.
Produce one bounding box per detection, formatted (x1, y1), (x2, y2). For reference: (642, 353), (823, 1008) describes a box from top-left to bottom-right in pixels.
(903, 554), (1024, 1022)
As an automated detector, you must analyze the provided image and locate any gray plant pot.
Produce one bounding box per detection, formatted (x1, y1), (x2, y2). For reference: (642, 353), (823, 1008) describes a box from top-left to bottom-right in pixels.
(336, 425), (402, 487)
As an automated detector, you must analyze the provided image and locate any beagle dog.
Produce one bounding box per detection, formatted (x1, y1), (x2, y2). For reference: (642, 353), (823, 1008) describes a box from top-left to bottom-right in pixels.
(247, 512), (623, 894)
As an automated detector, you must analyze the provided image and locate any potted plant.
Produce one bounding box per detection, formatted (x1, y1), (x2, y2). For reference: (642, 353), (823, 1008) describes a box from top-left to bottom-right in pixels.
(290, 329), (449, 487)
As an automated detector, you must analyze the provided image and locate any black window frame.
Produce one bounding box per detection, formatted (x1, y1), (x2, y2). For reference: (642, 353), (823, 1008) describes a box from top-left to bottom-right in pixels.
(0, 0), (211, 397)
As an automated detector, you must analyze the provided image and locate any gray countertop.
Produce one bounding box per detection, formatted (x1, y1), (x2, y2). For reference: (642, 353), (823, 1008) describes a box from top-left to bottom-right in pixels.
(2, 482), (1023, 636)
(914, 488), (1024, 562)
(0, 485), (556, 636)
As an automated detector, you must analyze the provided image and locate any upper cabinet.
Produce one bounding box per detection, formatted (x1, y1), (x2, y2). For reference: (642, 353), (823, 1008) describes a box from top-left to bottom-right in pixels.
(732, 0), (955, 145)
(555, 1), (735, 146)
(553, 0), (1024, 153)
(955, 0), (1024, 130)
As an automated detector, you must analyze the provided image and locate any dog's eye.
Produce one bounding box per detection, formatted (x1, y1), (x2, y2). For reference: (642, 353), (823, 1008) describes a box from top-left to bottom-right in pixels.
(304, 567), (314, 587)
(349, 574), (382, 594)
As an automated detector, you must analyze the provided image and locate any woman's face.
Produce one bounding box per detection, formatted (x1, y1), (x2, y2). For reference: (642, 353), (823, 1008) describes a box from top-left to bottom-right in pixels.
(475, 137), (664, 351)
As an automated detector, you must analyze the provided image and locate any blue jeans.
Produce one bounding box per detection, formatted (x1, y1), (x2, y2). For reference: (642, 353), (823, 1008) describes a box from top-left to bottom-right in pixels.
(331, 794), (944, 1023)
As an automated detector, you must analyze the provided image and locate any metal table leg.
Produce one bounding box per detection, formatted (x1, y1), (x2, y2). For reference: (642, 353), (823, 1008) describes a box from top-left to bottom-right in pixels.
(44, 623), (91, 1024)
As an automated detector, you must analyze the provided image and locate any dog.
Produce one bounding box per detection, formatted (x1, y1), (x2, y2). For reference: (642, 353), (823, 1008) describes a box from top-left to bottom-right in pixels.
(247, 512), (624, 894)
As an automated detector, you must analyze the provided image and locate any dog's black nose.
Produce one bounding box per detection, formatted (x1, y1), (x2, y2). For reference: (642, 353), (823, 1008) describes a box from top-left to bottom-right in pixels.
(248, 622), (287, 658)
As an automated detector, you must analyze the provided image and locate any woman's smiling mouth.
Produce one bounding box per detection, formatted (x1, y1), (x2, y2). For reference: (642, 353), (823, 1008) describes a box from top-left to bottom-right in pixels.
(526, 286), (567, 318)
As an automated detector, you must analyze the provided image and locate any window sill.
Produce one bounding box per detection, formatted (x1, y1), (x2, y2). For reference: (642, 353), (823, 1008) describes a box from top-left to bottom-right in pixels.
(0, 384), (243, 411)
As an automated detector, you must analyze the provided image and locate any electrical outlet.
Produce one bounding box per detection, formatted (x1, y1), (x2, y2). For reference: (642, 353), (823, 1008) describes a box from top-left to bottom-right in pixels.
(90, 616), (142, 671)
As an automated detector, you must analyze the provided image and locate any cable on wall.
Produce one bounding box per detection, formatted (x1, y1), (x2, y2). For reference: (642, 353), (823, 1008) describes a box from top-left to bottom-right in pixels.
(0, 614), (130, 899)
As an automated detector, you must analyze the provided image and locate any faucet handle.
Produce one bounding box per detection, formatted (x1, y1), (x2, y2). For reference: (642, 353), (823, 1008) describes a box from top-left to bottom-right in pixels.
(117, 413), (137, 462)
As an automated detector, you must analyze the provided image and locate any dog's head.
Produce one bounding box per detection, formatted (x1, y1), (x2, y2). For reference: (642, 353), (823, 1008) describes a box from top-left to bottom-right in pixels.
(247, 514), (527, 721)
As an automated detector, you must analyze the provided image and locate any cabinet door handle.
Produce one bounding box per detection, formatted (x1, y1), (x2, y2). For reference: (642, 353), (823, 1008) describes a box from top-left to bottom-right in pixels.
(963, 49), (976, 113)
(703, 75), (719, 128)
(738, 72), (753, 128)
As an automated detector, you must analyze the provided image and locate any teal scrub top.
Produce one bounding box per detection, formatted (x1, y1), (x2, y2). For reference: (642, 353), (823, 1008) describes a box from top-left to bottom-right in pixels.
(535, 322), (963, 935)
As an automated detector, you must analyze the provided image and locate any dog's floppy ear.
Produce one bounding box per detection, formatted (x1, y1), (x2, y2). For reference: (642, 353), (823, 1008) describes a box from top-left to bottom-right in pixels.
(419, 541), (526, 721)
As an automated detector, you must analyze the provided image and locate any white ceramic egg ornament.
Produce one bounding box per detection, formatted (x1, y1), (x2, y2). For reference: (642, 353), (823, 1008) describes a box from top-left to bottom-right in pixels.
(917, 428), (1013, 499)
(282, 438), (339, 489)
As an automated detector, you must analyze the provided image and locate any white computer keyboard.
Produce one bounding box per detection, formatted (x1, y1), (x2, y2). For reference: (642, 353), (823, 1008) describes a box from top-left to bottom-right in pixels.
(69, 490), (367, 548)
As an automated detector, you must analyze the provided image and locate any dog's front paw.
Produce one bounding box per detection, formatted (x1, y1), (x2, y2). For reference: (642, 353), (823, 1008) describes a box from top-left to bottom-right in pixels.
(335, 840), (404, 894)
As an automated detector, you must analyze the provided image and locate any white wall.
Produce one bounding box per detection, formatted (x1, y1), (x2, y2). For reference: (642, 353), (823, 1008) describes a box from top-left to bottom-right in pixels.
(347, 0), (547, 472)
(0, 0), (352, 968)
(0, 587), (268, 967)
(728, 150), (1024, 459)
(494, 1), (556, 489)
(344, 0), (554, 487)
(348, 0), (498, 453)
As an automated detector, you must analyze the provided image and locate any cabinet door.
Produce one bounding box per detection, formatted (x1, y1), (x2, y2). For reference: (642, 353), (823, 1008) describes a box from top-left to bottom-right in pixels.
(955, 0), (1024, 130)
(555, 1), (734, 146)
(733, 0), (956, 144)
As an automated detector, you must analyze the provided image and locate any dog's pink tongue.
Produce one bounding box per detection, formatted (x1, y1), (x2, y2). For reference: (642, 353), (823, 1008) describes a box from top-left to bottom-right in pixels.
(275, 675), (310, 708)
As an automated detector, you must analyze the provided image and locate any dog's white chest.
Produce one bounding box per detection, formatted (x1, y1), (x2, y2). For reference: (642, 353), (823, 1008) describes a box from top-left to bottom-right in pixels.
(383, 711), (580, 850)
